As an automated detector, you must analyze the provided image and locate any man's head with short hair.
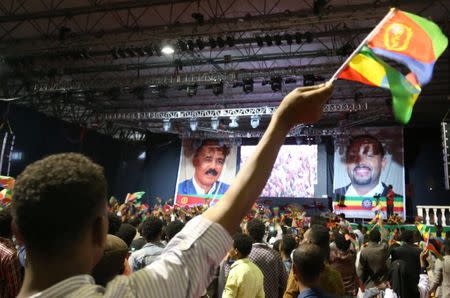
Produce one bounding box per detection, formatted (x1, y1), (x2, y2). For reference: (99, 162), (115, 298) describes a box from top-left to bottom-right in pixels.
(293, 243), (325, 287)
(108, 212), (122, 235)
(246, 219), (265, 243)
(303, 224), (330, 260)
(368, 229), (381, 243)
(335, 233), (351, 252)
(345, 135), (387, 193)
(192, 139), (229, 192)
(231, 233), (253, 259)
(401, 230), (414, 244)
(0, 208), (13, 238)
(281, 234), (297, 258)
(12, 153), (108, 265)
(165, 220), (185, 241)
(115, 223), (137, 248)
(141, 216), (163, 242)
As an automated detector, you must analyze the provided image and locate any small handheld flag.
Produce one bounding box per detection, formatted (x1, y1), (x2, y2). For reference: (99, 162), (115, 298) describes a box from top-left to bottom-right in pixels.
(125, 191), (145, 204)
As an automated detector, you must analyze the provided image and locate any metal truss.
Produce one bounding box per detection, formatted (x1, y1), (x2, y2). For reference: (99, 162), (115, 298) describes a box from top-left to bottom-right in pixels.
(103, 103), (368, 121)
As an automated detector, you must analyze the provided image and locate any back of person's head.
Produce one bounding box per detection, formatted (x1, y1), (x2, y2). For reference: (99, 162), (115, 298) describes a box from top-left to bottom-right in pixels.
(339, 213), (346, 220)
(335, 233), (351, 252)
(233, 233), (253, 258)
(368, 229), (381, 243)
(142, 216), (163, 242)
(0, 208), (12, 238)
(108, 212), (122, 235)
(246, 218), (265, 243)
(283, 217), (293, 227)
(165, 220), (185, 241)
(91, 234), (128, 286)
(115, 223), (136, 248)
(293, 243), (325, 286)
(281, 234), (297, 257)
(127, 217), (140, 228)
(12, 153), (107, 257)
(401, 230), (414, 244)
(310, 216), (327, 227)
(306, 225), (330, 260)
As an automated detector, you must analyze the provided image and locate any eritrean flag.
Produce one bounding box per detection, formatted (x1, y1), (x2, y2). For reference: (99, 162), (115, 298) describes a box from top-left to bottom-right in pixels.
(338, 46), (421, 124)
(368, 10), (448, 86)
(125, 191), (145, 204)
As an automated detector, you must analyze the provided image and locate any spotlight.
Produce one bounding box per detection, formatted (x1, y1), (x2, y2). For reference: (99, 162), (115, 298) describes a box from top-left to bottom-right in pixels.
(242, 78), (254, 94)
(191, 13), (205, 25)
(187, 40), (195, 51)
(295, 32), (303, 44)
(303, 74), (325, 86)
(189, 118), (198, 131)
(250, 115), (260, 128)
(255, 35), (264, 47)
(226, 36), (235, 47)
(163, 119), (171, 132)
(143, 45), (153, 56)
(111, 48), (119, 59)
(117, 48), (127, 58)
(125, 48), (137, 57)
(304, 31), (313, 43)
(209, 37), (217, 49)
(211, 117), (220, 130)
(284, 33), (293, 45)
(186, 84), (198, 97)
(274, 34), (282, 46)
(229, 116), (239, 128)
(196, 38), (205, 50)
(217, 36), (225, 48)
(270, 76), (282, 92)
(264, 35), (273, 46)
(212, 81), (224, 96)
(161, 45), (175, 55)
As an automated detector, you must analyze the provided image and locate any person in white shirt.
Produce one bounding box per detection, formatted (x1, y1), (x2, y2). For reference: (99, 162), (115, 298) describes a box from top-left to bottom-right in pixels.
(11, 82), (333, 298)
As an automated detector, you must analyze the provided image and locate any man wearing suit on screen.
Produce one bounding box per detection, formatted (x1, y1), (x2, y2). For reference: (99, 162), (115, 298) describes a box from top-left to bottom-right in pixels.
(334, 135), (393, 198)
(177, 140), (230, 196)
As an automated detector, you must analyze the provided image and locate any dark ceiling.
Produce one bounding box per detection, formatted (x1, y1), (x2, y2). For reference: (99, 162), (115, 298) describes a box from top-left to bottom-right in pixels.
(0, 0), (448, 141)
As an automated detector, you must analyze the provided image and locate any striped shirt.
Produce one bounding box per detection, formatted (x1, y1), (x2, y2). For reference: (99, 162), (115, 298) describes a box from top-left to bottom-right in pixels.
(29, 215), (232, 298)
(0, 237), (22, 298)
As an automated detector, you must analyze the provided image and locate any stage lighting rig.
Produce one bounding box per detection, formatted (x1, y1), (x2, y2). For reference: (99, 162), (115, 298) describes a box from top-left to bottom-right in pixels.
(255, 35), (264, 47)
(196, 38), (205, 50)
(229, 116), (239, 128)
(189, 118), (198, 131)
(270, 76), (283, 92)
(186, 84), (198, 97)
(211, 117), (220, 130)
(212, 81), (224, 96)
(191, 13), (205, 25)
(250, 115), (260, 128)
(265, 35), (273, 46)
(163, 119), (171, 132)
(217, 37), (225, 48)
(209, 37), (217, 49)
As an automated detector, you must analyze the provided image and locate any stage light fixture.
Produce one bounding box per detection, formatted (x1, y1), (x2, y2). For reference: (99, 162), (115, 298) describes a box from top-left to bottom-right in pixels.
(209, 37), (217, 49)
(117, 48), (127, 58)
(111, 48), (119, 59)
(187, 40), (195, 51)
(211, 117), (220, 130)
(217, 37), (225, 48)
(242, 78), (254, 94)
(163, 119), (171, 132)
(226, 36), (235, 47)
(191, 13), (205, 25)
(284, 33), (293, 45)
(229, 116), (239, 128)
(303, 74), (325, 86)
(255, 35), (264, 47)
(125, 48), (137, 57)
(250, 115), (260, 128)
(196, 38), (205, 50)
(189, 118), (198, 131)
(154, 45), (162, 56)
(161, 45), (175, 55)
(143, 45), (153, 56)
(295, 32), (303, 44)
(270, 76), (283, 92)
(264, 35), (273, 46)
(212, 81), (224, 96)
(274, 34), (282, 46)
(304, 31), (313, 43)
(178, 40), (187, 51)
(186, 84), (198, 97)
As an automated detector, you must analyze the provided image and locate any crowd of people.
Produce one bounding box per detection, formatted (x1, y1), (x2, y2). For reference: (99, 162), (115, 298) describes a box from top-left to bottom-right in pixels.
(0, 83), (448, 298)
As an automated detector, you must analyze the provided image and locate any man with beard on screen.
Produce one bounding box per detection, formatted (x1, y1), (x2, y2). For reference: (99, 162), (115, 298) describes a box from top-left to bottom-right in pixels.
(177, 140), (230, 196)
(335, 135), (394, 198)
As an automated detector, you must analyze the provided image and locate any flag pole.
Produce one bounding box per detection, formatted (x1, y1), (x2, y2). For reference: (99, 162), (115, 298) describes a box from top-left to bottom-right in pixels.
(329, 7), (397, 82)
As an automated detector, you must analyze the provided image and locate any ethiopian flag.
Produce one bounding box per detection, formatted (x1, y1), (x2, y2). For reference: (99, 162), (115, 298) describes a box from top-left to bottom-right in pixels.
(125, 191), (145, 204)
(338, 46), (421, 123)
(368, 10), (448, 85)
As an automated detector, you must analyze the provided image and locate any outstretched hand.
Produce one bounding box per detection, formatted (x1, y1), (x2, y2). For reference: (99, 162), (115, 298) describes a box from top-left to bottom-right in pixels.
(273, 81), (334, 130)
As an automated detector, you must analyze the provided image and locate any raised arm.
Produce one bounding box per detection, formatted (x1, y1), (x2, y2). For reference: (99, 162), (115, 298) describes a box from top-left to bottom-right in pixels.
(203, 82), (333, 234)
